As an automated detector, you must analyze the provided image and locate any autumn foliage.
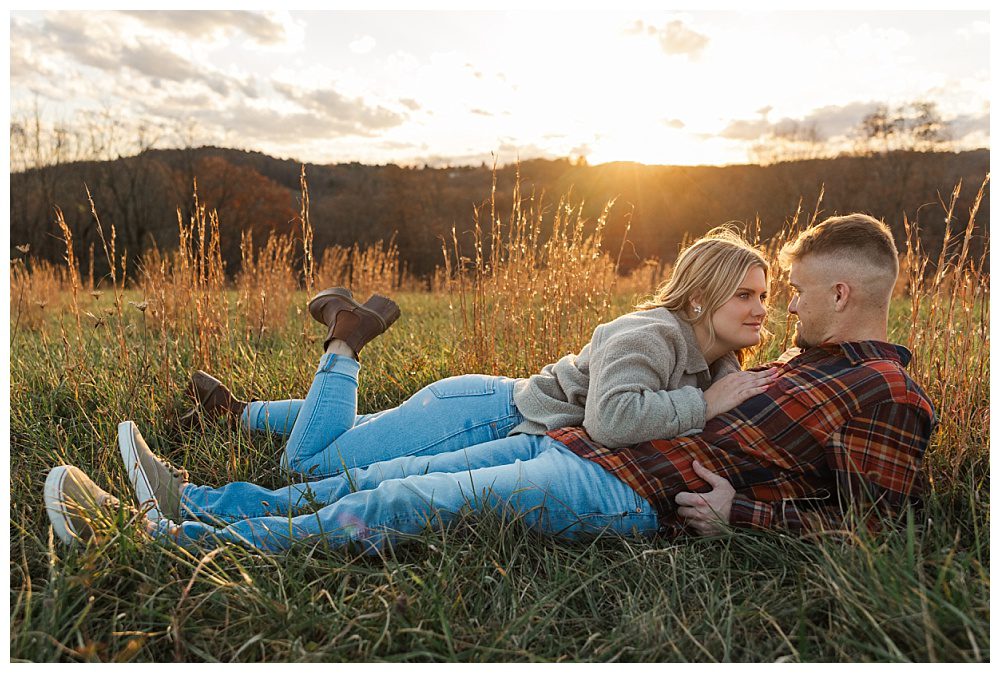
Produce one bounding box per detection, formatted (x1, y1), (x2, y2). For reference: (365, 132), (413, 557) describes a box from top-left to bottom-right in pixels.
(188, 156), (297, 273)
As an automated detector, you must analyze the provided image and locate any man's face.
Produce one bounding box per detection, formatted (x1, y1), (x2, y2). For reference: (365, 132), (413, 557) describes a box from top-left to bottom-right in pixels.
(787, 257), (833, 349)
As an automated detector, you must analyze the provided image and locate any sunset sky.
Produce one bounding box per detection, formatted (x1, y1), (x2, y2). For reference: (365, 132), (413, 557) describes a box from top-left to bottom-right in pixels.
(9, 9), (991, 167)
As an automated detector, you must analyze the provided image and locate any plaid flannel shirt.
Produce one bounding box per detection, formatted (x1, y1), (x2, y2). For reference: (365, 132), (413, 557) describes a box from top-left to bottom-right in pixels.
(548, 341), (936, 538)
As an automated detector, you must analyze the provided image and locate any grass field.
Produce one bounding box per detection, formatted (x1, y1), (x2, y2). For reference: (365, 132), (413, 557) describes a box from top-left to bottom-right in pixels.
(9, 181), (989, 662)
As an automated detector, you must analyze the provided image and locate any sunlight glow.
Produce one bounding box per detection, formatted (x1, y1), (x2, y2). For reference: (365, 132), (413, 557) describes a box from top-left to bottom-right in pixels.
(8, 9), (991, 167)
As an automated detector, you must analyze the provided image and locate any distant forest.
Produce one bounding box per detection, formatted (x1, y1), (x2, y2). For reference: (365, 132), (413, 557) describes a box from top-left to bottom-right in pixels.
(10, 147), (989, 282)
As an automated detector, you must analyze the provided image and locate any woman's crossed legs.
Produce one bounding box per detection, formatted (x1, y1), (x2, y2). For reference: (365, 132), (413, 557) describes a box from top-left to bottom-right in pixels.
(248, 352), (524, 478)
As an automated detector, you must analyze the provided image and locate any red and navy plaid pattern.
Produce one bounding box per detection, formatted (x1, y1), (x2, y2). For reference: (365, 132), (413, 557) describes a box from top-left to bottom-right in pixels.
(548, 341), (936, 538)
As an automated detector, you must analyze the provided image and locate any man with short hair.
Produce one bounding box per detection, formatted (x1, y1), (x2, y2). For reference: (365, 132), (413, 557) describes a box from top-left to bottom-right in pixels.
(553, 213), (935, 537)
(44, 214), (935, 549)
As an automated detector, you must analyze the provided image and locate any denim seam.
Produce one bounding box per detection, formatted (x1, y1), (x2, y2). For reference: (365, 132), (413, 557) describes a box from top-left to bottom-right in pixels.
(317, 353), (360, 376)
(180, 484), (274, 524)
(429, 387), (496, 399)
(180, 504), (269, 525)
(491, 412), (523, 438)
(428, 374), (497, 399)
(365, 510), (657, 534)
(312, 415), (510, 476)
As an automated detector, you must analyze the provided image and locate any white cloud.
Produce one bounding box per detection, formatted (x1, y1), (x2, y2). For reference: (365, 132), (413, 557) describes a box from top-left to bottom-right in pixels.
(120, 10), (286, 43)
(8, 10), (991, 167)
(657, 19), (710, 57)
(623, 17), (709, 58)
(948, 110), (990, 142)
(719, 117), (772, 140)
(349, 35), (377, 54)
(799, 101), (882, 137)
(720, 97), (989, 151)
(272, 81), (406, 133)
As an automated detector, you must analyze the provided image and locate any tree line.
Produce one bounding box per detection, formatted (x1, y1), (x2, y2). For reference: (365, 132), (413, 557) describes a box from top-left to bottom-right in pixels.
(10, 143), (989, 284)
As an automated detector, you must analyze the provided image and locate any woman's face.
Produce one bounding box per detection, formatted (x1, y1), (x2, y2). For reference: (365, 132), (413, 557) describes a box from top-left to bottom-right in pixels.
(710, 266), (768, 352)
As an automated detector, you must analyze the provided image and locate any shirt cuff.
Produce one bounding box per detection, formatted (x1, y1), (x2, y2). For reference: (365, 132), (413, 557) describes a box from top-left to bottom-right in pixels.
(728, 494), (773, 530)
(685, 386), (707, 431)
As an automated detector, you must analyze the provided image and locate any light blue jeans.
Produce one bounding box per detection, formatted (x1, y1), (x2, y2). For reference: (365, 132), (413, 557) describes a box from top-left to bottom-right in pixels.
(242, 354), (526, 477)
(158, 353), (659, 553)
(165, 434), (658, 553)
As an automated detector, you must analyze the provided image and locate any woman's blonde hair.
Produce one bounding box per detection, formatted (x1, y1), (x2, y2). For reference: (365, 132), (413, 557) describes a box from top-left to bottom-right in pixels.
(636, 224), (769, 363)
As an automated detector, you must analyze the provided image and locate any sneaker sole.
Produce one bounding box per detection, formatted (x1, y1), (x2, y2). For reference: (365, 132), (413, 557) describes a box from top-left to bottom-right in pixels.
(118, 421), (163, 521)
(44, 466), (77, 544)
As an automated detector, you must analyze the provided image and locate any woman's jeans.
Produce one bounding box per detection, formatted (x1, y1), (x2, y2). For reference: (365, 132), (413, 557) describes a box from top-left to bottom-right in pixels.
(242, 354), (526, 478)
(160, 353), (659, 553)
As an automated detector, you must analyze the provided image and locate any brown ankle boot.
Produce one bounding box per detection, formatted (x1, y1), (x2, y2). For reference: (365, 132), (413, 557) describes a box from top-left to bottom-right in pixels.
(307, 288), (400, 355)
(179, 370), (247, 426)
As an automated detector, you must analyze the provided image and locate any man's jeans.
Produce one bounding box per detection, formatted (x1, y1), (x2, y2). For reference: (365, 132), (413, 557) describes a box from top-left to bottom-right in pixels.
(161, 353), (659, 553)
(166, 433), (659, 553)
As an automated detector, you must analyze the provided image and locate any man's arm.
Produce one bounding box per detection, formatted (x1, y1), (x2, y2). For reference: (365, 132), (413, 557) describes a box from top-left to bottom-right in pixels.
(675, 462), (850, 537)
(678, 400), (933, 537)
(727, 492), (863, 536)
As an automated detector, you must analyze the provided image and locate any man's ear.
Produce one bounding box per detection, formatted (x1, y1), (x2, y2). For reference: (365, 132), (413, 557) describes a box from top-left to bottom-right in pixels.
(832, 282), (851, 312)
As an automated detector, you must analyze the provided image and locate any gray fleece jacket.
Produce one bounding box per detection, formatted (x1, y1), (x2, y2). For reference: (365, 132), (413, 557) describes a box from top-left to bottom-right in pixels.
(509, 308), (740, 447)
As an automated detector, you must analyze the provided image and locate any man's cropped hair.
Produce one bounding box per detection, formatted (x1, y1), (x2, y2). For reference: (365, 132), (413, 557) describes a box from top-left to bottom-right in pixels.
(779, 213), (899, 276)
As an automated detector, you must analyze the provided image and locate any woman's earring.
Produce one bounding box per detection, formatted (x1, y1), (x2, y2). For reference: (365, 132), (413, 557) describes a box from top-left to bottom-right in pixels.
(693, 305), (703, 315)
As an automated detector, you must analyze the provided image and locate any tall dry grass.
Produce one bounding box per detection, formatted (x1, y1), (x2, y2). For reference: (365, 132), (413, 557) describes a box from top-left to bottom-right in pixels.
(10, 256), (73, 332)
(139, 190), (232, 370)
(12, 168), (990, 489)
(899, 178), (990, 482)
(439, 173), (625, 375)
(439, 174), (988, 488)
(313, 237), (408, 300)
(235, 229), (299, 343)
(21, 171), (419, 378)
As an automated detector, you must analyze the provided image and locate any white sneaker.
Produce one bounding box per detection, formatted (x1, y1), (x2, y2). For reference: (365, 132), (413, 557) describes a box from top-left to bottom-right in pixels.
(118, 421), (188, 521)
(44, 465), (123, 545)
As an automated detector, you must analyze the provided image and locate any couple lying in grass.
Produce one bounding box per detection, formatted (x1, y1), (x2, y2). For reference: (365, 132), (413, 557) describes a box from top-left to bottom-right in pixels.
(45, 213), (935, 553)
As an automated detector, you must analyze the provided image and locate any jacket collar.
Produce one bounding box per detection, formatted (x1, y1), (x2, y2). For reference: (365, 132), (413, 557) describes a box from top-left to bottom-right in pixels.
(796, 340), (913, 367)
(672, 311), (711, 375)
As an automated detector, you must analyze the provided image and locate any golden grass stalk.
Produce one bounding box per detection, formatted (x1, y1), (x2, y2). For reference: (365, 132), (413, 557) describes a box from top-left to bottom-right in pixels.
(441, 169), (623, 375)
(85, 185), (132, 368)
(53, 207), (84, 364)
(299, 165), (315, 293)
(236, 229), (298, 342)
(898, 176), (990, 481)
(137, 181), (231, 369)
(313, 238), (406, 299)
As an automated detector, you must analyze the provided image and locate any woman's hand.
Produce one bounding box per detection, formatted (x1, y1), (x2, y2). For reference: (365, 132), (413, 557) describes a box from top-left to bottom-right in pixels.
(703, 368), (779, 420)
